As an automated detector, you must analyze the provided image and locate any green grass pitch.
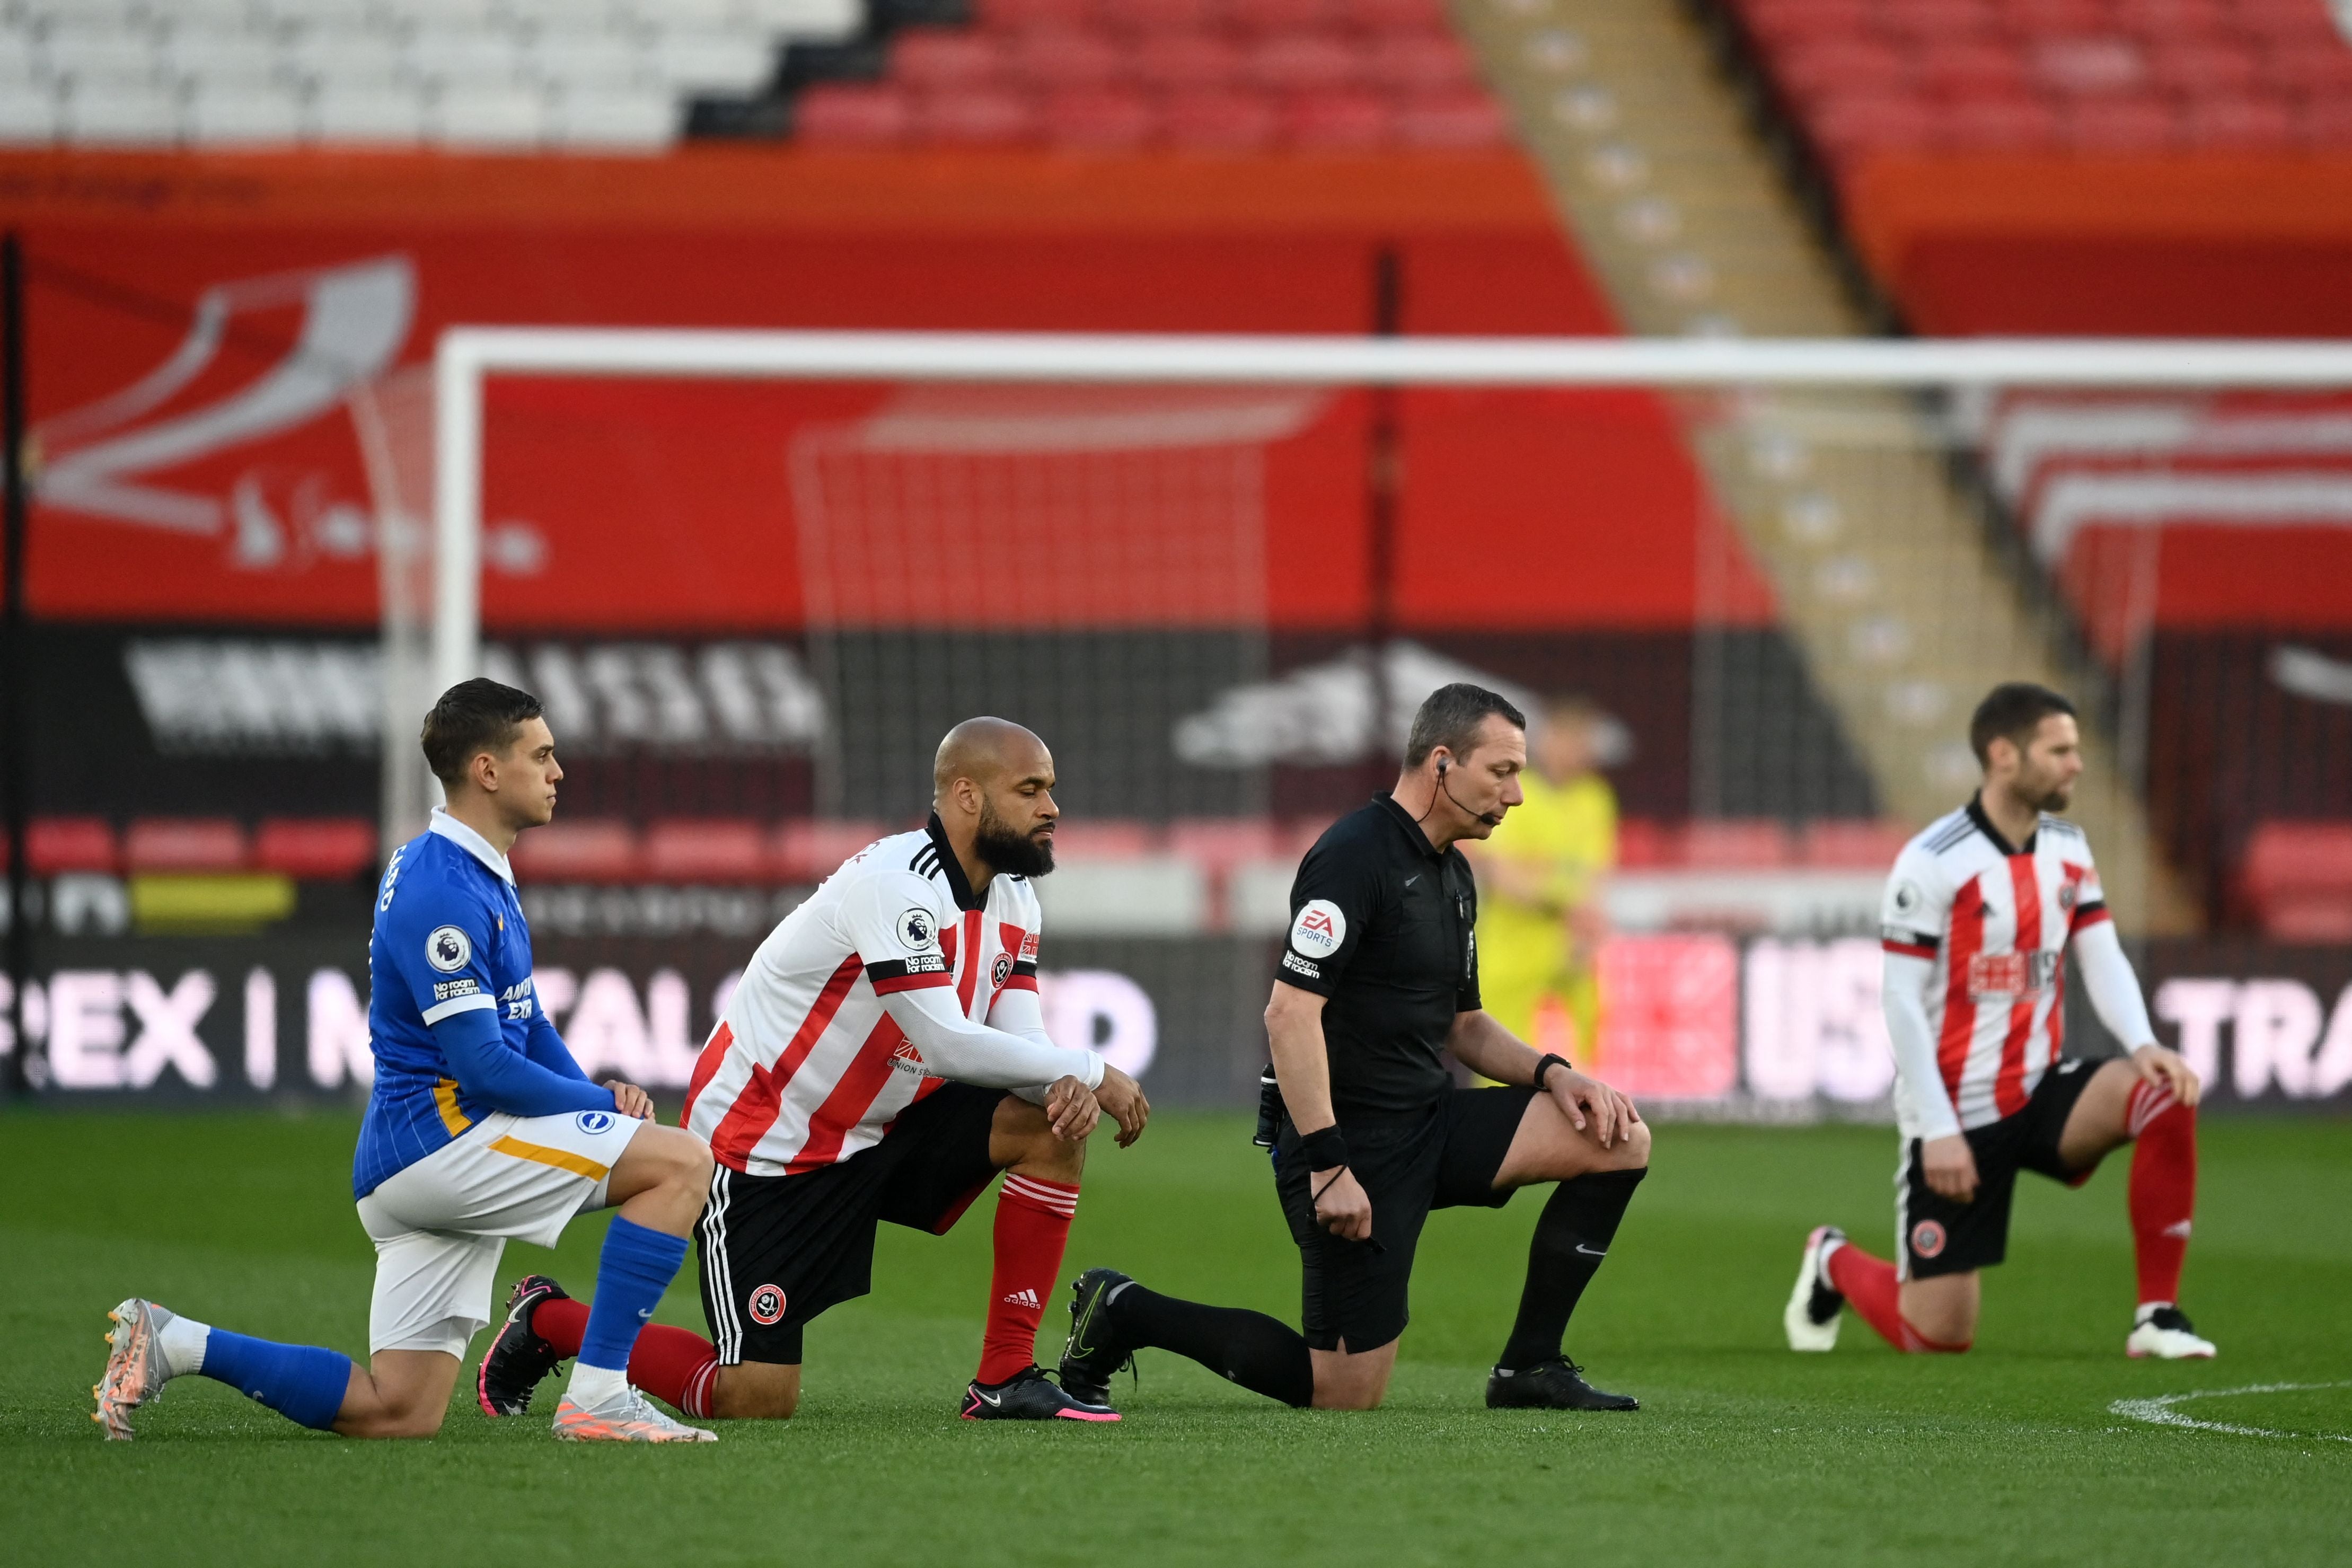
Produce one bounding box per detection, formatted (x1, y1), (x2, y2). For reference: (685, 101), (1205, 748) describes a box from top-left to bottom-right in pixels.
(5, 1108), (2348, 1566)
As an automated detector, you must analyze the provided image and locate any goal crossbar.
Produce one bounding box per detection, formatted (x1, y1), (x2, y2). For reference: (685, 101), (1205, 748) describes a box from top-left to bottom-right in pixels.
(429, 327), (2352, 694)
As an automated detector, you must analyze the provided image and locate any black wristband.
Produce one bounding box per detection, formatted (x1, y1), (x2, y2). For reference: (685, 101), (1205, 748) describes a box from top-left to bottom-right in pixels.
(1532, 1053), (1572, 1093)
(1296, 1124), (1350, 1172)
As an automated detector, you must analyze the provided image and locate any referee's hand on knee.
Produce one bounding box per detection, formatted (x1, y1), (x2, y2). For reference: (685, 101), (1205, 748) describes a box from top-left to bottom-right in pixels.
(1312, 1167), (1372, 1241)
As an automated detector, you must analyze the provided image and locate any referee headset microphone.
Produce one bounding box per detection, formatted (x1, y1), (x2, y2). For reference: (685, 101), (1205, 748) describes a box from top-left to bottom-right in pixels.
(1432, 755), (1506, 828)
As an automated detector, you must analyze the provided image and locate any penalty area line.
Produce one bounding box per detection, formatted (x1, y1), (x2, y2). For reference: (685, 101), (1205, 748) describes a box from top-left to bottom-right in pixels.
(2109, 1380), (2352, 1442)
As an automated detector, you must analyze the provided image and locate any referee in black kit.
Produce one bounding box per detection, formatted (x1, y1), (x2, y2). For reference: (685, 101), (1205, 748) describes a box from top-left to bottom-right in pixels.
(1059, 684), (1651, 1412)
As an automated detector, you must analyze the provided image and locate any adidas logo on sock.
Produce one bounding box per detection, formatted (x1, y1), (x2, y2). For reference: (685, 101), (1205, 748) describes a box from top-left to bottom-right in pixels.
(2163, 1220), (2192, 1238)
(1001, 1288), (1041, 1308)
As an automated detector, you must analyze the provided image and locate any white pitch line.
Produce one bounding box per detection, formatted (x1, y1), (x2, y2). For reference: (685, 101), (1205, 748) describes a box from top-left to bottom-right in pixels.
(2110, 1380), (2352, 1441)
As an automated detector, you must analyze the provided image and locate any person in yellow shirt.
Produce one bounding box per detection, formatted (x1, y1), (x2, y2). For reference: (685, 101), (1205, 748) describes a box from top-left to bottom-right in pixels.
(1465, 695), (1618, 1061)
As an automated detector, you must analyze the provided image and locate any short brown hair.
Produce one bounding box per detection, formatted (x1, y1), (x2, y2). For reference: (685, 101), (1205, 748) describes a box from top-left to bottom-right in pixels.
(1404, 683), (1526, 769)
(1969, 682), (2076, 768)
(420, 679), (543, 786)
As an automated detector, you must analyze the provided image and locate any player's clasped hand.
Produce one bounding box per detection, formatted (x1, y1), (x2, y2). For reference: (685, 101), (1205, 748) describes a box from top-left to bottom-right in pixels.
(2131, 1043), (2202, 1108)
(1043, 1076), (1101, 1142)
(602, 1080), (656, 1122)
(1547, 1065), (1641, 1151)
(1921, 1132), (1979, 1203)
(1095, 1065), (1151, 1148)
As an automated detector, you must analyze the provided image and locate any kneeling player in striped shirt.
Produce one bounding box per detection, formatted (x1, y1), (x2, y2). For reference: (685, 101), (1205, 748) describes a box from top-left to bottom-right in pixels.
(477, 718), (1150, 1422)
(1785, 684), (2213, 1362)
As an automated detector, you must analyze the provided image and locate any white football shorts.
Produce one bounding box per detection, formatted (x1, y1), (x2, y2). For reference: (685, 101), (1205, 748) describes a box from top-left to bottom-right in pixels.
(355, 1108), (645, 1357)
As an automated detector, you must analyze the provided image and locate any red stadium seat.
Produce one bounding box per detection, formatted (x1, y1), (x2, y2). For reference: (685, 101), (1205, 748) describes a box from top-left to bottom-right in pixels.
(8, 817), (120, 876)
(1797, 820), (1914, 869)
(1284, 90), (1391, 147)
(1044, 87), (1158, 146)
(1680, 819), (1793, 869)
(1739, 0), (1872, 47)
(1161, 89), (1278, 147)
(509, 820), (642, 884)
(1875, 0), (1997, 42)
(125, 817), (250, 874)
(771, 819), (892, 884)
(2301, 96), (2352, 145)
(1776, 39), (1911, 101)
(644, 819), (769, 884)
(1223, 0), (1344, 35)
(2107, 0), (2234, 37)
(1166, 816), (1283, 874)
(2145, 41), (2261, 93)
(1921, 40), (2029, 96)
(1394, 91), (1510, 148)
(1133, 32), (1242, 89)
(2029, 36), (2148, 95)
(976, 0), (1093, 28)
(1048, 819), (1158, 859)
(1944, 94), (2060, 148)
(256, 818), (378, 880)
(2240, 821), (2352, 941)
(1614, 818), (1678, 869)
(915, 88), (1043, 144)
(2183, 95), (2295, 148)
(2061, 95), (2181, 149)
(1246, 33), (1367, 92)
(1805, 94), (1939, 158)
(1096, 0), (1218, 31)
(1988, 0), (2106, 36)
(894, 30), (1008, 89)
(794, 83), (912, 145)
(1009, 28), (1125, 85)
(1357, 0), (1451, 30)
(1363, 31), (1476, 92)
(2262, 43), (2352, 94)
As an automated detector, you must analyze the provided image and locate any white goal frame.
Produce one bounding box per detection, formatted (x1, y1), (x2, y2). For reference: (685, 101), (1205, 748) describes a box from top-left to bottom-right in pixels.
(429, 327), (2352, 698)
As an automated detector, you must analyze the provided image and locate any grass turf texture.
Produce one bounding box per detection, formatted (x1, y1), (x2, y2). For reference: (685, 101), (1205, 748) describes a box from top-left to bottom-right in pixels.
(5, 1111), (2348, 1566)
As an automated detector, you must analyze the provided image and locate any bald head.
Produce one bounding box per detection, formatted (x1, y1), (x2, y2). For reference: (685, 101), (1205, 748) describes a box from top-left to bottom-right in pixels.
(933, 717), (1049, 800)
(933, 717), (1059, 882)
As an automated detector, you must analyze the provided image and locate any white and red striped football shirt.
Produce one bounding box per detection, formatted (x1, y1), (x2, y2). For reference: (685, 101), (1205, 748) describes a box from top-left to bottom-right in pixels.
(683, 816), (1049, 1176)
(1879, 800), (2111, 1138)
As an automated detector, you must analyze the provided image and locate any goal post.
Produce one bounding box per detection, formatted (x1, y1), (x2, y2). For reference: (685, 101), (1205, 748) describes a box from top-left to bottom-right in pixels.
(408, 327), (2352, 942)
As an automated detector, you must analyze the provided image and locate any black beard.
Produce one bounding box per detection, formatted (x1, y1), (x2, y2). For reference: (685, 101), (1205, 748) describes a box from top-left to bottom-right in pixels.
(975, 804), (1055, 877)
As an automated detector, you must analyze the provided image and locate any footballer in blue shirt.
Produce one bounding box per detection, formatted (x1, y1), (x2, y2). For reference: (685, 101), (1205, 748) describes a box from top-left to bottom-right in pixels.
(94, 680), (720, 1443)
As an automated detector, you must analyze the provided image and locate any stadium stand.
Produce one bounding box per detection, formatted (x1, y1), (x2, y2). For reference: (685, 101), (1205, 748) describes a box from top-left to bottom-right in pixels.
(0, 0), (861, 149)
(122, 817), (249, 874)
(2239, 820), (2352, 940)
(789, 0), (1512, 148)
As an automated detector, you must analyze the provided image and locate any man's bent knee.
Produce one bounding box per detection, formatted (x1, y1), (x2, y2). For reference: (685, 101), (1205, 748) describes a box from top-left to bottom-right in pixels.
(711, 1362), (799, 1420)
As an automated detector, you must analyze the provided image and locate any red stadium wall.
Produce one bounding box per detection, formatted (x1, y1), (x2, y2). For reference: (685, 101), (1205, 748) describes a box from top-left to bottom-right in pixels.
(7, 147), (1770, 636)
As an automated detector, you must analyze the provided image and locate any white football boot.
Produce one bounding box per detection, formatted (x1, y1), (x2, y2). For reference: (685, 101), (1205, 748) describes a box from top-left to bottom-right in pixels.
(551, 1386), (718, 1443)
(93, 1298), (179, 1440)
(2126, 1305), (2216, 1360)
(1783, 1226), (1846, 1352)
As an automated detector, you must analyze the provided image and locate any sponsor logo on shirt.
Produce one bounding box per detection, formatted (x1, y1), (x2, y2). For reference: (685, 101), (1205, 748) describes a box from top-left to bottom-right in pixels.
(426, 924), (472, 973)
(1281, 951), (1322, 980)
(890, 1038), (927, 1075)
(896, 908), (938, 951)
(1020, 930), (1041, 958)
(1967, 950), (2058, 1000)
(1290, 898), (1346, 959)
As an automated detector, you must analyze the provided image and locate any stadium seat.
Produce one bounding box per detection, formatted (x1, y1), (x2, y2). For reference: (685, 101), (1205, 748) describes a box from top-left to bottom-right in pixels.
(1364, 31), (1476, 93)
(1165, 816), (1284, 875)
(1806, 94), (1939, 158)
(794, 82), (913, 144)
(895, 29), (1008, 89)
(256, 817), (379, 880)
(1393, 90), (1509, 148)
(915, 86), (1041, 143)
(977, 0), (1093, 28)
(1044, 86), (1156, 146)
(1097, 0), (1219, 31)
(2183, 96), (2295, 148)
(17, 817), (120, 876)
(1048, 819), (1158, 860)
(1796, 819), (1914, 869)
(1246, 33), (1366, 93)
(1284, 90), (1389, 147)
(771, 818), (893, 883)
(1132, 32), (1243, 90)
(312, 81), (430, 143)
(2061, 96), (2180, 149)
(644, 818), (770, 884)
(1680, 819), (1794, 869)
(1944, 94), (2060, 149)
(186, 81), (305, 145)
(1160, 87), (1276, 147)
(509, 820), (643, 884)
(2239, 821), (2352, 941)
(63, 81), (179, 144)
(1227, 0), (1342, 33)
(1009, 28), (1124, 86)
(1613, 817), (1677, 869)
(125, 817), (252, 874)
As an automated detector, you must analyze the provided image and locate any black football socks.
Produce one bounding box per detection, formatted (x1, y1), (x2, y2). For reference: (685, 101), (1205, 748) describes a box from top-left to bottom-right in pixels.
(1497, 1166), (1647, 1371)
(1110, 1281), (1316, 1408)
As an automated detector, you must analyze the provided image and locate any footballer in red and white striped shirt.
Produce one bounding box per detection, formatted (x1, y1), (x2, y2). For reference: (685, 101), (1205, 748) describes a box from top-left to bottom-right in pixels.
(1783, 684), (2215, 1362)
(479, 718), (1150, 1424)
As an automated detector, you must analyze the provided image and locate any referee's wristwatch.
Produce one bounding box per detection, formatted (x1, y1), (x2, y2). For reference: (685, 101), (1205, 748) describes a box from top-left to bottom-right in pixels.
(1532, 1053), (1572, 1094)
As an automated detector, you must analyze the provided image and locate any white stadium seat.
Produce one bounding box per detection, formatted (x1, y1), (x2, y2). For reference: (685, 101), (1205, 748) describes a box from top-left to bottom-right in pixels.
(287, 28), (406, 82)
(164, 33), (285, 85)
(185, 78), (305, 144)
(648, 25), (773, 93)
(406, 26), (522, 84)
(433, 81), (544, 145)
(0, 87), (59, 144)
(310, 78), (427, 142)
(526, 31), (645, 89)
(547, 82), (675, 148)
(64, 79), (181, 144)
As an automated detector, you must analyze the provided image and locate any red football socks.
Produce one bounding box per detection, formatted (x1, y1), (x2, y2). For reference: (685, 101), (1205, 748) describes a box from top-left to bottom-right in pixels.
(532, 1297), (721, 1417)
(977, 1173), (1080, 1386)
(1825, 1240), (1969, 1354)
(2126, 1079), (2197, 1310)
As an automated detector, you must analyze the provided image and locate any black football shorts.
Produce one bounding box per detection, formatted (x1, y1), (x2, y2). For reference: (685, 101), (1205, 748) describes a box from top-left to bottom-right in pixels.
(1898, 1055), (2106, 1280)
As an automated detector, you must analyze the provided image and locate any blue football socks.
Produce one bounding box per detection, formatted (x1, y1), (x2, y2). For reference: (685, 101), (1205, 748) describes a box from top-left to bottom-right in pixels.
(200, 1330), (354, 1431)
(577, 1217), (691, 1372)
